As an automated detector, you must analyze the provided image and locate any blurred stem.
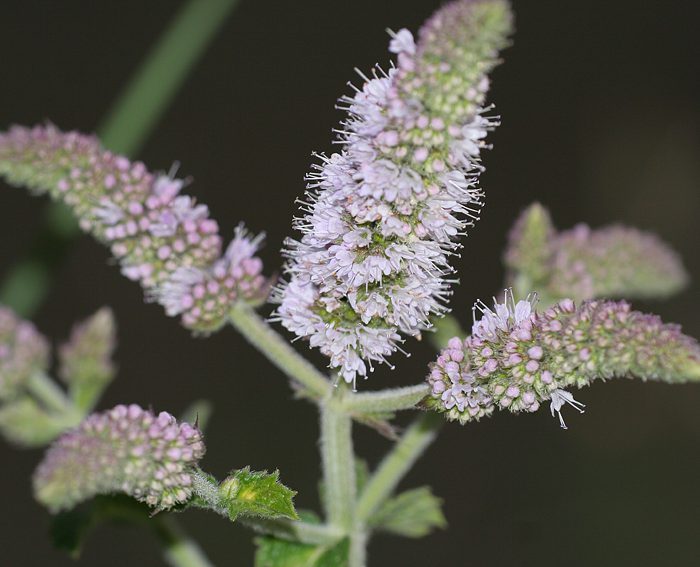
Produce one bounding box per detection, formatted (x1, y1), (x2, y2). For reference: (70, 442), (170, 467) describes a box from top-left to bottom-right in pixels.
(228, 302), (331, 399)
(355, 413), (443, 525)
(153, 516), (215, 567)
(0, 0), (240, 316)
(26, 372), (74, 415)
(98, 0), (240, 156)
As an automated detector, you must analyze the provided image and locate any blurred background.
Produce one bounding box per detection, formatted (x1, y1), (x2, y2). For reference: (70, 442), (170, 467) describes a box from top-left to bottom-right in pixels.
(1, 0), (699, 565)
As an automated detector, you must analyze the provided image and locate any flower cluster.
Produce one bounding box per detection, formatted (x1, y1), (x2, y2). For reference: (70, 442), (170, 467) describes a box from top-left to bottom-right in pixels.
(276, 0), (512, 385)
(0, 306), (49, 401)
(427, 292), (700, 426)
(159, 225), (268, 332)
(0, 124), (268, 332)
(505, 203), (687, 302)
(33, 404), (206, 512)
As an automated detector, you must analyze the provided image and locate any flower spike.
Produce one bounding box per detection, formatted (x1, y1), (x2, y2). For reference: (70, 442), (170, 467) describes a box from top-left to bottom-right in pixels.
(33, 404), (205, 512)
(427, 292), (700, 426)
(0, 124), (269, 332)
(276, 0), (513, 385)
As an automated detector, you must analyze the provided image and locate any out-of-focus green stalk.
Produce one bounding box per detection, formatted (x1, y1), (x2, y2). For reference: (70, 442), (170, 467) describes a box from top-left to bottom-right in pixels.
(0, 0), (240, 316)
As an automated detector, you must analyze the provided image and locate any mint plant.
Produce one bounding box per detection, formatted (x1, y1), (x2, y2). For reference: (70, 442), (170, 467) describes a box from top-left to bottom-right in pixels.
(1, 1), (698, 566)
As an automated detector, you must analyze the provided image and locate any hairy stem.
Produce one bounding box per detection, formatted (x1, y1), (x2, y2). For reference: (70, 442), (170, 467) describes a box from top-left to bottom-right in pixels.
(0, 0), (240, 316)
(228, 302), (331, 399)
(154, 516), (216, 567)
(342, 383), (429, 414)
(355, 413), (443, 524)
(320, 389), (356, 531)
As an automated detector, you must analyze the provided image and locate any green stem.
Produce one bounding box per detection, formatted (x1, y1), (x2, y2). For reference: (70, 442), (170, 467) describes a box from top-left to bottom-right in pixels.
(154, 516), (216, 567)
(355, 413), (443, 524)
(341, 383), (429, 414)
(228, 302), (331, 399)
(1, 0), (240, 316)
(349, 529), (368, 567)
(320, 390), (356, 532)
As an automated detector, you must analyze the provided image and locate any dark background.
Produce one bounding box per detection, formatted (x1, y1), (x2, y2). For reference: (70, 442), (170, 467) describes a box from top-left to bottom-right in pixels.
(1, 1), (700, 565)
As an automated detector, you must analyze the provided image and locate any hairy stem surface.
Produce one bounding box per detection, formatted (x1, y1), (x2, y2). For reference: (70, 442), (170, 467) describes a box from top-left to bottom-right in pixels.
(320, 390), (356, 531)
(342, 383), (429, 414)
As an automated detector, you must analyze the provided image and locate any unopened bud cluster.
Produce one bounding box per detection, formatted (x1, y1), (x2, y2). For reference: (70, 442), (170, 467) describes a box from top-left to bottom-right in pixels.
(0, 306), (49, 400)
(59, 307), (116, 387)
(277, 0), (512, 384)
(505, 203), (687, 302)
(0, 125), (267, 332)
(33, 404), (205, 511)
(427, 294), (700, 425)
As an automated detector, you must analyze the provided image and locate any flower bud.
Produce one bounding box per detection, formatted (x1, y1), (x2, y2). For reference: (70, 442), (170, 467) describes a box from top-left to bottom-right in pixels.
(504, 203), (687, 303)
(59, 307), (116, 390)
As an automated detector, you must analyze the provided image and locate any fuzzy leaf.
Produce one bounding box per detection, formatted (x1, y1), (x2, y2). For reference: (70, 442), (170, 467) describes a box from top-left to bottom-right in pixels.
(369, 486), (447, 538)
(219, 468), (299, 522)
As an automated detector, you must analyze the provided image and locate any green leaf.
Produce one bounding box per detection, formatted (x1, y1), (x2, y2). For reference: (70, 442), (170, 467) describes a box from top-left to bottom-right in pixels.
(369, 486), (447, 538)
(219, 468), (299, 522)
(254, 537), (349, 567)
